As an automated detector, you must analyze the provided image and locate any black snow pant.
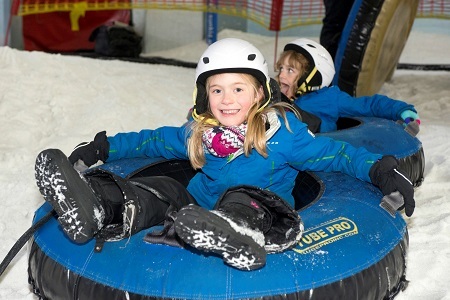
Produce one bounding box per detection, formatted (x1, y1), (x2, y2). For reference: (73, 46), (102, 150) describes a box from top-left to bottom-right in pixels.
(320, 0), (356, 59)
(85, 170), (197, 248)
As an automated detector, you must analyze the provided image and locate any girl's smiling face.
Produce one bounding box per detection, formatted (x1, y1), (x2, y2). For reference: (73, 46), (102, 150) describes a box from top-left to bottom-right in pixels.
(207, 73), (262, 127)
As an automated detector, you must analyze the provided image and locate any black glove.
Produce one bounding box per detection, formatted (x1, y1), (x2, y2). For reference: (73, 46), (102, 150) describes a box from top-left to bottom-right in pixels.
(369, 156), (415, 217)
(68, 131), (109, 167)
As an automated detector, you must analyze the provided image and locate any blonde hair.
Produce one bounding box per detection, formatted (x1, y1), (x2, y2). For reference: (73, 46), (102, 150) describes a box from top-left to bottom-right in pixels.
(187, 73), (297, 169)
(275, 50), (310, 98)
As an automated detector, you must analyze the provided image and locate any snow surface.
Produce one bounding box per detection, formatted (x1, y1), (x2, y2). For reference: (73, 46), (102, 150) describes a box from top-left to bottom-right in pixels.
(0, 19), (449, 299)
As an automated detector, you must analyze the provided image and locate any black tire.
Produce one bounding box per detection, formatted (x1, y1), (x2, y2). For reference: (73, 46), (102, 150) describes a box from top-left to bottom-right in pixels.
(336, 0), (419, 96)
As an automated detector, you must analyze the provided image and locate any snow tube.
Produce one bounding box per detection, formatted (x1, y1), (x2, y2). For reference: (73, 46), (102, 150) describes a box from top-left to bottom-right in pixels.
(28, 162), (408, 299)
(27, 118), (418, 299)
(334, 0), (419, 96)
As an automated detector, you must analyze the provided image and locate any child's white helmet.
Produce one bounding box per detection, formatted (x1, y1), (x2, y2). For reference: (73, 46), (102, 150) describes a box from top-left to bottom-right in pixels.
(284, 38), (335, 94)
(193, 38), (277, 120)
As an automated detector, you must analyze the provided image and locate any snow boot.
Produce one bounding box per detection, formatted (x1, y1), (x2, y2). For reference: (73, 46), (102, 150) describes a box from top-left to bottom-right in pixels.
(216, 185), (304, 254)
(174, 192), (269, 271)
(35, 149), (106, 244)
(35, 148), (197, 248)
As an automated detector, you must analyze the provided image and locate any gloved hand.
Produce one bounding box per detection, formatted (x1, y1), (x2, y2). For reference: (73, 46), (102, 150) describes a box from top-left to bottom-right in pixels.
(369, 156), (415, 217)
(68, 131), (109, 168)
(400, 110), (421, 125)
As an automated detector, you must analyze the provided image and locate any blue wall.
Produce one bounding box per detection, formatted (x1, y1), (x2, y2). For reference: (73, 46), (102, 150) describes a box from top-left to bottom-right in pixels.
(1, 0), (12, 46)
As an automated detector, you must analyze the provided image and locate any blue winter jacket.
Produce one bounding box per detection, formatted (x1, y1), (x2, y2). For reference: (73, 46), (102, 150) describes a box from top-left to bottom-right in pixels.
(107, 112), (382, 209)
(295, 86), (416, 133)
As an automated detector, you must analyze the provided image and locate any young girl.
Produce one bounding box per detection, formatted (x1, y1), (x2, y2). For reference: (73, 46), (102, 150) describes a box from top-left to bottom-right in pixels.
(35, 38), (415, 272)
(276, 38), (421, 133)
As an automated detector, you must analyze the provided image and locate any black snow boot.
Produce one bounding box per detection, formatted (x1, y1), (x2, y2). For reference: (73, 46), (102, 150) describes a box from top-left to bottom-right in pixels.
(174, 192), (270, 271)
(35, 149), (107, 244)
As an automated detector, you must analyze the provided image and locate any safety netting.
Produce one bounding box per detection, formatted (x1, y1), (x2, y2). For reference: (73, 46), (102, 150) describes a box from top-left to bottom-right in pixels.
(417, 0), (450, 19)
(12, 0), (450, 32)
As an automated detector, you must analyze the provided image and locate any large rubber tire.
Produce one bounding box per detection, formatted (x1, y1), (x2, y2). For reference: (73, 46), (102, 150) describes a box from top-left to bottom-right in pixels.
(335, 0), (419, 96)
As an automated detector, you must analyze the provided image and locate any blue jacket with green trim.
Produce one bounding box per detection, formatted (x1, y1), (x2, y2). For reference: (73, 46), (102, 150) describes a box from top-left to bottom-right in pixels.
(295, 86), (416, 133)
(107, 111), (382, 209)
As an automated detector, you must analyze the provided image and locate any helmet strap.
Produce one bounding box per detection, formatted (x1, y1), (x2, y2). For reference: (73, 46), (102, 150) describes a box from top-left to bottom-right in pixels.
(296, 66), (319, 95)
(256, 80), (272, 113)
(192, 110), (220, 126)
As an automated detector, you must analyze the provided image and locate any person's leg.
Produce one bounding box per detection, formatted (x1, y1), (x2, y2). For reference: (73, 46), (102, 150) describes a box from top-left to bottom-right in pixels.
(174, 185), (303, 270)
(174, 191), (268, 271)
(320, 0), (355, 59)
(35, 149), (195, 244)
(129, 176), (197, 234)
(85, 174), (197, 247)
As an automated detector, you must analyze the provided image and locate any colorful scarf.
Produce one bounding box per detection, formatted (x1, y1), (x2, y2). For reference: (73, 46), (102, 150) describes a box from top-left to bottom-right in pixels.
(202, 124), (247, 157)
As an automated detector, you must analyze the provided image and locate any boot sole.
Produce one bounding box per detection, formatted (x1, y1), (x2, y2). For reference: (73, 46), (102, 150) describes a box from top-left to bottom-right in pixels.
(174, 205), (266, 271)
(35, 149), (104, 244)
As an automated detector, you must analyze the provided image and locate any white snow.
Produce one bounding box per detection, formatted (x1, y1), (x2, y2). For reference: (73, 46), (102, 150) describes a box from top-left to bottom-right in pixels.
(0, 19), (449, 299)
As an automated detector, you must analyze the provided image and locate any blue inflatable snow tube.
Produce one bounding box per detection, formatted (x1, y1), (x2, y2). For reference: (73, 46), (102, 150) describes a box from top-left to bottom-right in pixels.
(28, 167), (409, 299)
(28, 117), (422, 299)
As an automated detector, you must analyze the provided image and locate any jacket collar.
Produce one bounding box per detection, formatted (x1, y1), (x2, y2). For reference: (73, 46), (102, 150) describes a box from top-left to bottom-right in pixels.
(225, 110), (281, 163)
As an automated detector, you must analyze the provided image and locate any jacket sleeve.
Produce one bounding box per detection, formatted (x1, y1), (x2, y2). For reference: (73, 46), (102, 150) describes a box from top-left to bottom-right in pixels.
(106, 125), (190, 161)
(286, 114), (382, 183)
(333, 86), (416, 120)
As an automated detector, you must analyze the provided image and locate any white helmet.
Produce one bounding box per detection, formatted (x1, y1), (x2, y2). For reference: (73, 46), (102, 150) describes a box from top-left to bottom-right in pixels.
(284, 38), (335, 94)
(193, 38), (277, 120)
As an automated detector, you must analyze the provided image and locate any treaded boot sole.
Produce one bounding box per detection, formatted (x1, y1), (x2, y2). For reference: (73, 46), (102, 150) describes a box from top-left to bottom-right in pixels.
(174, 205), (266, 271)
(35, 149), (105, 244)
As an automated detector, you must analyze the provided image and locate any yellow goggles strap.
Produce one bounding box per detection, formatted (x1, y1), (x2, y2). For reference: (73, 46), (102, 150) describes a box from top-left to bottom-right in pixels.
(256, 80), (272, 112)
(297, 66), (318, 95)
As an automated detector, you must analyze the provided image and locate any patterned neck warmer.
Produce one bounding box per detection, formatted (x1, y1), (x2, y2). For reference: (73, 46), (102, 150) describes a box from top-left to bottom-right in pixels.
(202, 123), (248, 157)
